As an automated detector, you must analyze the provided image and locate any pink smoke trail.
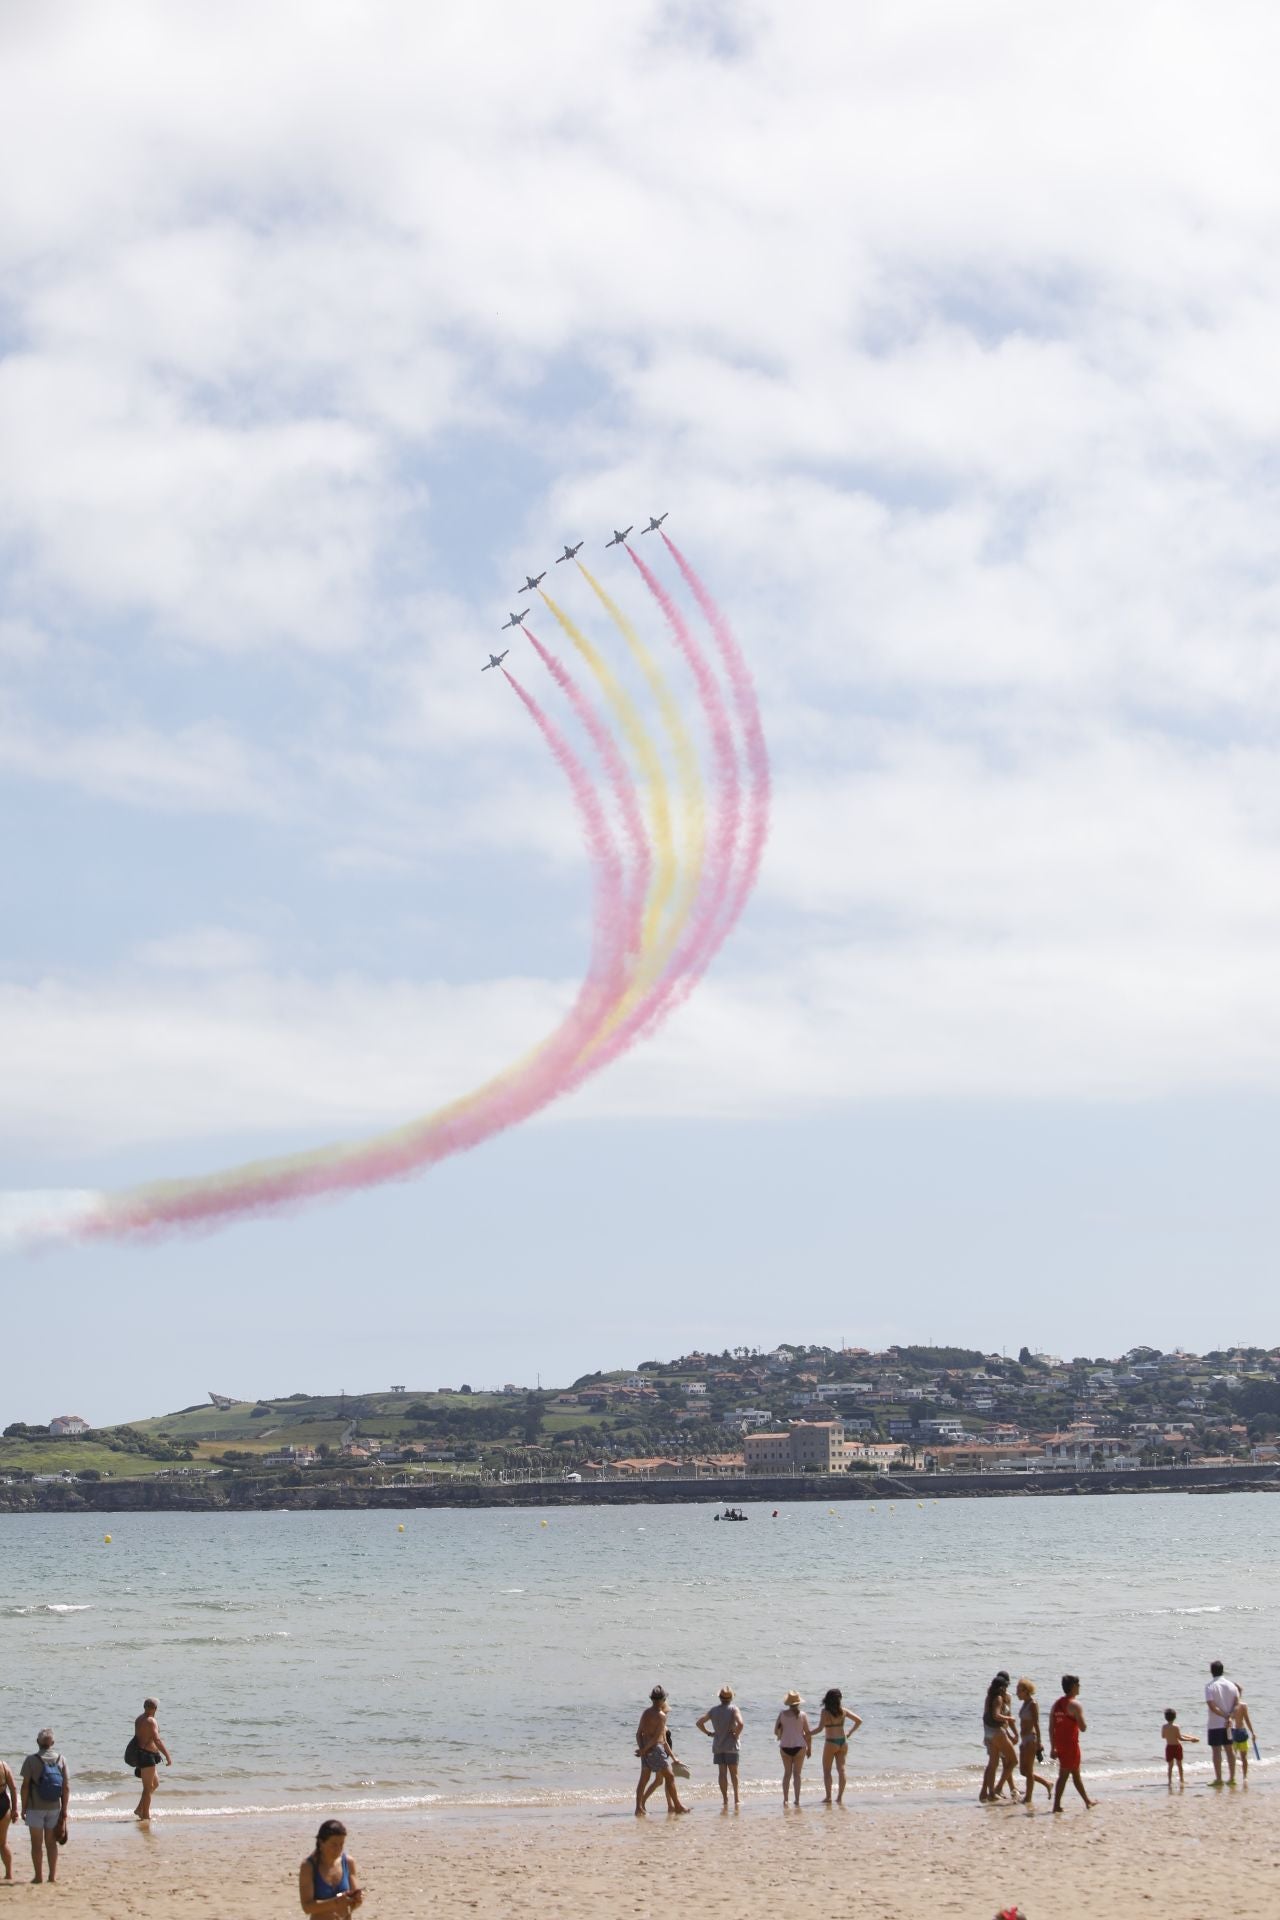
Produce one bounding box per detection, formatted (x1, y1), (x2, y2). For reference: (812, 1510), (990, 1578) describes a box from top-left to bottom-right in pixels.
(626, 543), (740, 946)
(525, 626), (650, 958)
(549, 544), (766, 1089)
(661, 533), (771, 927)
(81, 672), (627, 1238)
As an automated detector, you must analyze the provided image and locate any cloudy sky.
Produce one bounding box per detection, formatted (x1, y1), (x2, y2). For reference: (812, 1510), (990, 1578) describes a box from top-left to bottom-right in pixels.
(4, 1), (1280, 1420)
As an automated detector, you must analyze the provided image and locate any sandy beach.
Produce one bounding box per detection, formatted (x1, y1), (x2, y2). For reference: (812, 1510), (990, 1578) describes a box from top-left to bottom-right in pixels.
(4, 1783), (1274, 1920)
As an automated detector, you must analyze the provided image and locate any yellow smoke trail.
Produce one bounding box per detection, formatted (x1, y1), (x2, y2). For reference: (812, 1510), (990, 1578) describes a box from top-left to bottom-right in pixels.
(576, 562), (706, 1001)
(538, 586), (675, 953)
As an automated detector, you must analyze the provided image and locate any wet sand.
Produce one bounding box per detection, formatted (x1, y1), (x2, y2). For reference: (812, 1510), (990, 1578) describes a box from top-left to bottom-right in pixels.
(3, 1780), (1273, 1918)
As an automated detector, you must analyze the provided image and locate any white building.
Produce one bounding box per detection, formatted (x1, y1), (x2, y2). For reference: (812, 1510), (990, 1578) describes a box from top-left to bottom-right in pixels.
(48, 1415), (90, 1436)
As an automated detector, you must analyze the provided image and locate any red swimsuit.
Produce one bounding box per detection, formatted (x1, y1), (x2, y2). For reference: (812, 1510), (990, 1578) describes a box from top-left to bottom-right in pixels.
(1050, 1698), (1081, 1770)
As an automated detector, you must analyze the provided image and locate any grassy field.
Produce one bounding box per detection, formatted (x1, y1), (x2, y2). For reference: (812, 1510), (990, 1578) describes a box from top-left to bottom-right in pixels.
(0, 1386), (640, 1483)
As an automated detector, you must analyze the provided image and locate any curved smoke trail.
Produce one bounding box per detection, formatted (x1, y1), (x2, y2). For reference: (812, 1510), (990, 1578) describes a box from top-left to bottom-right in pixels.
(12, 543), (768, 1247)
(76, 673), (629, 1239)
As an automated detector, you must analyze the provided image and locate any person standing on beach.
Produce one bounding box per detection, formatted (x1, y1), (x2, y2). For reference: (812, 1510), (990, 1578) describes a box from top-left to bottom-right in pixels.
(1049, 1677), (1095, 1812)
(0, 1753), (18, 1881)
(131, 1697), (172, 1821)
(1162, 1709), (1198, 1787)
(1014, 1680), (1052, 1805)
(299, 1818), (363, 1915)
(19, 1730), (68, 1884)
(1204, 1661), (1241, 1784)
(1229, 1692), (1256, 1783)
(634, 1687), (689, 1817)
(813, 1687), (862, 1805)
(696, 1685), (744, 1810)
(773, 1691), (812, 1806)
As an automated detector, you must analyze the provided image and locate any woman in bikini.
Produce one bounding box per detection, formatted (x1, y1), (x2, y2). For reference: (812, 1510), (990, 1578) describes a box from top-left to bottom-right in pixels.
(980, 1672), (1020, 1802)
(299, 1819), (363, 1916)
(1014, 1679), (1053, 1804)
(0, 1754), (18, 1882)
(773, 1691), (813, 1806)
(813, 1688), (863, 1805)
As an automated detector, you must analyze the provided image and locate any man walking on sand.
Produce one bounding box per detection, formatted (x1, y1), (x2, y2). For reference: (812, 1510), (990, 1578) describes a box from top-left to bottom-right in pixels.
(634, 1687), (689, 1817)
(1204, 1660), (1241, 1785)
(20, 1730), (68, 1884)
(131, 1698), (172, 1821)
(1049, 1676), (1096, 1812)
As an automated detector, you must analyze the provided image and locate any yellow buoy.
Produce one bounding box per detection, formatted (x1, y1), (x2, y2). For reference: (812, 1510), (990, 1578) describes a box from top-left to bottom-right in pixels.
(103, 1534), (112, 1544)
(397, 1524), (405, 1532)
(540, 1519), (548, 1527)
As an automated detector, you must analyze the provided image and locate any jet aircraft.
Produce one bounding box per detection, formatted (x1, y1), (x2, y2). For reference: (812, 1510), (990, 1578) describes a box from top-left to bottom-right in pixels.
(605, 526), (633, 548)
(555, 542), (583, 563)
(500, 610), (529, 631)
(482, 650), (509, 672)
(518, 572), (546, 592)
(641, 513), (668, 534)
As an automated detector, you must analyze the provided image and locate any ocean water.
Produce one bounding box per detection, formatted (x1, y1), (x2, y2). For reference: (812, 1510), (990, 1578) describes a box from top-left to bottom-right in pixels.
(0, 1492), (1275, 1822)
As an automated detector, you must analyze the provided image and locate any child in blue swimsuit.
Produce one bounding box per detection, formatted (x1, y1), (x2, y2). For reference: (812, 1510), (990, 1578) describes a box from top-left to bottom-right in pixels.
(299, 1819), (363, 1915)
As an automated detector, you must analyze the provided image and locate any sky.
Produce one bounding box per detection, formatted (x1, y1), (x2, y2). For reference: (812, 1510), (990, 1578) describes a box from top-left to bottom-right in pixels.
(4, 0), (1280, 1422)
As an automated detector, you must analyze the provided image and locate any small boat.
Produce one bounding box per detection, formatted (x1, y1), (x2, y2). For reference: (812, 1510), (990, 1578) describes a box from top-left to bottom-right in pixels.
(714, 1508), (748, 1522)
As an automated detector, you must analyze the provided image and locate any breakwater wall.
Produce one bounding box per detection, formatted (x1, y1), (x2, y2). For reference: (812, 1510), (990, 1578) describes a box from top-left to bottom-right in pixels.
(2, 1462), (1277, 1514)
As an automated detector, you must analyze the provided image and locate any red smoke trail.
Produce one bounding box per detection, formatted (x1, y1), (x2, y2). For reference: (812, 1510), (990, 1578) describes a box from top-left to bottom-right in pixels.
(549, 543), (766, 1090)
(84, 673), (627, 1237)
(661, 534), (770, 924)
(626, 542), (740, 948)
(525, 626), (650, 959)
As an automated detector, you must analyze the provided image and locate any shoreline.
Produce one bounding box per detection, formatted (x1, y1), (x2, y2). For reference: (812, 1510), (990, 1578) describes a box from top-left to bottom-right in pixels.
(7, 1771), (1274, 1919)
(2, 1462), (1277, 1514)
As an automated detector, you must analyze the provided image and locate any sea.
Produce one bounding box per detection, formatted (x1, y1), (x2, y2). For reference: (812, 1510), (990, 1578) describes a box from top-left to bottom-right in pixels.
(0, 1491), (1275, 1824)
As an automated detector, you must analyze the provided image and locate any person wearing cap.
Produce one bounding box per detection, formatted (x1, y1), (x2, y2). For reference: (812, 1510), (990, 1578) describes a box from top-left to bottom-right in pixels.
(19, 1730), (68, 1884)
(697, 1685), (744, 1809)
(773, 1691), (813, 1806)
(634, 1687), (689, 1816)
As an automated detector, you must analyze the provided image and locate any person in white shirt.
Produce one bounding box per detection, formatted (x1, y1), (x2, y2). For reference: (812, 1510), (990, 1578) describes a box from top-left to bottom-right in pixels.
(1204, 1661), (1241, 1784)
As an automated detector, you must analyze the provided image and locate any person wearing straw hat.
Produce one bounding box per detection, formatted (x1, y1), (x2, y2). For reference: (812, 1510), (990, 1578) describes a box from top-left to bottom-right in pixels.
(697, 1685), (744, 1810)
(773, 1691), (812, 1806)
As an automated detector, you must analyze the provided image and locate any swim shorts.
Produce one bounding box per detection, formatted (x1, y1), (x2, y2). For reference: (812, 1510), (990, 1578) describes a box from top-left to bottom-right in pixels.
(713, 1748), (740, 1767)
(642, 1746), (673, 1774)
(1232, 1730), (1249, 1746)
(24, 1807), (61, 1831)
(1208, 1727), (1229, 1747)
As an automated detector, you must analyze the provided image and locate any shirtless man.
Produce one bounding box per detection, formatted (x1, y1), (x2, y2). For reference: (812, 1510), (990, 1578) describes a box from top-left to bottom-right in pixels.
(132, 1699), (172, 1821)
(634, 1687), (689, 1816)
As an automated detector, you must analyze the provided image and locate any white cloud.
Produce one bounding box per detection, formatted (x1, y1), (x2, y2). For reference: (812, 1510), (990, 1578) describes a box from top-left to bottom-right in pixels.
(6, 0), (1280, 1166)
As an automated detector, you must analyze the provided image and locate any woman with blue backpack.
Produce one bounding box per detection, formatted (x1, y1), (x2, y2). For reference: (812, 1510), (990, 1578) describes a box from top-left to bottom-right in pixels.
(19, 1730), (68, 1885)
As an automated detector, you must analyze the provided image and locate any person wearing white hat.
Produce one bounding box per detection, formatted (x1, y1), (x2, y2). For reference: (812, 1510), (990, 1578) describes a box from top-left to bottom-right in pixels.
(773, 1691), (812, 1806)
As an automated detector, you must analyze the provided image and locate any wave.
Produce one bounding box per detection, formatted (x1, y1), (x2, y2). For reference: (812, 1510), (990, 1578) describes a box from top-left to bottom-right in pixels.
(5, 1603), (93, 1616)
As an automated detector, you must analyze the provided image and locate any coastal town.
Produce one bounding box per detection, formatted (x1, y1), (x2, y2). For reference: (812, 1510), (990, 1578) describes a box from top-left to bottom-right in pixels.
(4, 1339), (1280, 1498)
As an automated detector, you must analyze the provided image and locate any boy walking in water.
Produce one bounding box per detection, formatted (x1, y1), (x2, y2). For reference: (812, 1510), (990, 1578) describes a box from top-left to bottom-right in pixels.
(696, 1686), (744, 1810)
(1161, 1709), (1198, 1786)
(1050, 1676), (1096, 1812)
(634, 1688), (689, 1817)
